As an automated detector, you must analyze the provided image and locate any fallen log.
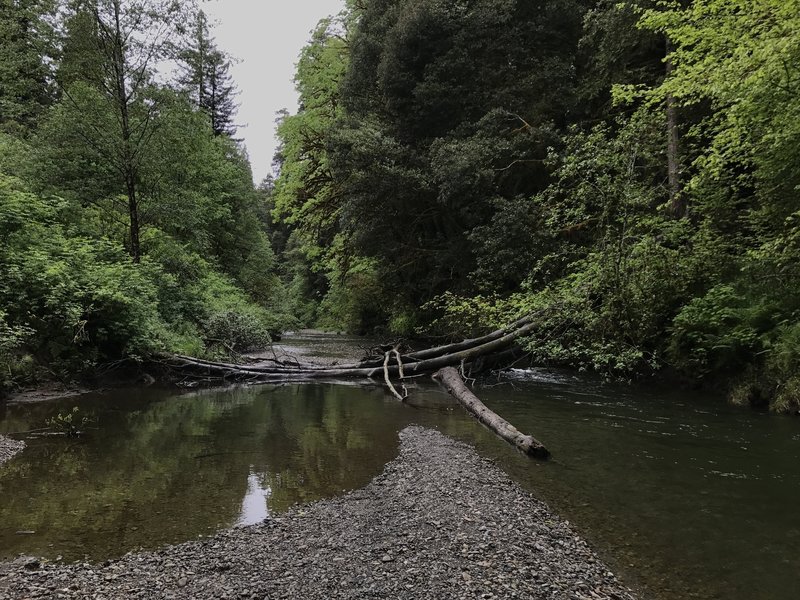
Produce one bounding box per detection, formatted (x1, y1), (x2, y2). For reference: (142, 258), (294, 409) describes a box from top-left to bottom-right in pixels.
(244, 313), (538, 372)
(383, 348), (408, 401)
(160, 319), (539, 384)
(433, 366), (549, 459)
(405, 314), (535, 362)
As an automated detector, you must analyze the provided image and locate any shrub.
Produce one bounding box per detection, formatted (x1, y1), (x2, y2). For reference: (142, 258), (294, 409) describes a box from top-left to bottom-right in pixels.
(203, 311), (273, 354)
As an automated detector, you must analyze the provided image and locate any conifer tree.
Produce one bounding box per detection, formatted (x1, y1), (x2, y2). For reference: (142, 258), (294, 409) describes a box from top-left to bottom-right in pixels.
(178, 10), (239, 137)
(0, 0), (57, 134)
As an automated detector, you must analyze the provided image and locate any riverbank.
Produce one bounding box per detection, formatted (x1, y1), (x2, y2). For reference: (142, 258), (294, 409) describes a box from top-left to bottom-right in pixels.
(0, 436), (24, 466)
(0, 426), (637, 599)
(4, 385), (90, 405)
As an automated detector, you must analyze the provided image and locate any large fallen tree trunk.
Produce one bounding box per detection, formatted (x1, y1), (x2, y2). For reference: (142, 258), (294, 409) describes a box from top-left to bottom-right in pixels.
(152, 312), (557, 435)
(404, 314), (535, 362)
(433, 367), (549, 459)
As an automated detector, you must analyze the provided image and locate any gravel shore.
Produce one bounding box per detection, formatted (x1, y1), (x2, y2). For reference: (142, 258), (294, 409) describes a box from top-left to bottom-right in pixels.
(0, 435), (24, 466)
(0, 426), (638, 600)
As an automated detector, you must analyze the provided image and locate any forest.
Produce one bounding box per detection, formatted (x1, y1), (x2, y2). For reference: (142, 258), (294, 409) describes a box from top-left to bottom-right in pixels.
(2, 0), (799, 413)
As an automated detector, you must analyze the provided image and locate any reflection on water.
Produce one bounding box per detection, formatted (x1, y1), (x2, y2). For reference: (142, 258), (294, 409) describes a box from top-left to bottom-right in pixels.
(0, 384), (417, 561)
(1, 339), (799, 600)
(237, 472), (272, 526)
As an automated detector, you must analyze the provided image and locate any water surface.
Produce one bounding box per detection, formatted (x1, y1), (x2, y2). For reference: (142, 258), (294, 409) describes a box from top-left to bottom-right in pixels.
(1, 337), (799, 600)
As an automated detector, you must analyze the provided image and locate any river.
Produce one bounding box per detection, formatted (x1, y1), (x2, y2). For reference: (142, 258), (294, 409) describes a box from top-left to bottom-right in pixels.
(1, 332), (799, 599)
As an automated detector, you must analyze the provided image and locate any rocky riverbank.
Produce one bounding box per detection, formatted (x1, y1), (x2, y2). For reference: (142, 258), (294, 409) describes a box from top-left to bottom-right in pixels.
(0, 426), (638, 599)
(0, 436), (24, 467)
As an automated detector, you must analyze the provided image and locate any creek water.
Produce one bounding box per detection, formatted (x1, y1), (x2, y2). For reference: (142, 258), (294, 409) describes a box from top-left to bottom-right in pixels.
(1, 332), (799, 599)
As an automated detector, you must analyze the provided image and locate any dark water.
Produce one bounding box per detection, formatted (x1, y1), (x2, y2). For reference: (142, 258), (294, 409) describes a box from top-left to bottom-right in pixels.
(1, 335), (799, 600)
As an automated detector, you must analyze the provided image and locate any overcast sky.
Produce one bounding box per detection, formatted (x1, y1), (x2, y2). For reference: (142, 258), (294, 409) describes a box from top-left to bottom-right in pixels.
(203, 0), (346, 184)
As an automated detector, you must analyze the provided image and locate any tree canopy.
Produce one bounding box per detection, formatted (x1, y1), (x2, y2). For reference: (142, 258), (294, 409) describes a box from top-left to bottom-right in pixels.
(178, 10), (240, 137)
(2, 0), (798, 412)
(272, 0), (800, 411)
(0, 0), (291, 392)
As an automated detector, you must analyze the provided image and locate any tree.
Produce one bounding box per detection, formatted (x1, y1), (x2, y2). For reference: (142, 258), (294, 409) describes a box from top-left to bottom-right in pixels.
(576, 0), (664, 116)
(272, 0), (594, 330)
(640, 0), (800, 408)
(333, 0), (588, 306)
(0, 0), (57, 135)
(0, 1), (291, 386)
(54, 0), (197, 262)
(273, 15), (350, 260)
(641, 0), (800, 208)
(178, 10), (239, 137)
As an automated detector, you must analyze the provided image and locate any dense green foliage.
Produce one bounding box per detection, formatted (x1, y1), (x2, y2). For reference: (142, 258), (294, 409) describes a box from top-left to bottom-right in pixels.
(0, 0), (57, 135)
(274, 0), (800, 411)
(0, 1), (289, 392)
(3, 0), (798, 411)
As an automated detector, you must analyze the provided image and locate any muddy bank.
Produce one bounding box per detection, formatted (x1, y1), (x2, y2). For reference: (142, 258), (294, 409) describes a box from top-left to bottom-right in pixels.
(0, 426), (637, 599)
(0, 436), (24, 466)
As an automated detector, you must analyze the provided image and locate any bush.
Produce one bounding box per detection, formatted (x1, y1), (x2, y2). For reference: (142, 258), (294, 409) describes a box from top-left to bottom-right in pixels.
(144, 228), (289, 353)
(765, 322), (800, 413)
(0, 174), (289, 390)
(203, 311), (273, 353)
(0, 176), (164, 377)
(668, 285), (764, 377)
(0, 310), (35, 390)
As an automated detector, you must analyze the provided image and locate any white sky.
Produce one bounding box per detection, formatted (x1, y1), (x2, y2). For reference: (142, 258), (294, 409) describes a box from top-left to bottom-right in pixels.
(203, 0), (346, 184)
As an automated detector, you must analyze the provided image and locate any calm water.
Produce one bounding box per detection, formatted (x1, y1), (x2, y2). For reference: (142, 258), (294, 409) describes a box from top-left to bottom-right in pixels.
(1, 334), (799, 600)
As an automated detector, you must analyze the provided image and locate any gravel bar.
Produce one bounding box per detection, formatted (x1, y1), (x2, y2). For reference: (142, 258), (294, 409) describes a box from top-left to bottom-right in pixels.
(0, 435), (24, 466)
(0, 426), (638, 599)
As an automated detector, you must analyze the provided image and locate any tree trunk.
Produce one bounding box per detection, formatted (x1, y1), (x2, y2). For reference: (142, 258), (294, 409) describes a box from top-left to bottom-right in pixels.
(406, 314), (534, 362)
(665, 37), (684, 218)
(433, 367), (549, 459)
(126, 174), (141, 262)
(110, 0), (140, 262)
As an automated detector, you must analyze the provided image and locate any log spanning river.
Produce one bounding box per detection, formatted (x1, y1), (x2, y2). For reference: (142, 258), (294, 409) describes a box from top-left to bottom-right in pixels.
(1, 332), (799, 599)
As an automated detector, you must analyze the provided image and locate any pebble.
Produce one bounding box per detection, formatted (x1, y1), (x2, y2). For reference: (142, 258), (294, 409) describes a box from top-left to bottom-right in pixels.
(0, 427), (638, 599)
(0, 435), (25, 466)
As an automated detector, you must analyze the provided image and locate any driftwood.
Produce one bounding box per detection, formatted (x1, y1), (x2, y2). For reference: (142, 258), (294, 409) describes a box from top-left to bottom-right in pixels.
(383, 347), (408, 401)
(157, 318), (549, 457)
(160, 318), (539, 384)
(433, 367), (549, 459)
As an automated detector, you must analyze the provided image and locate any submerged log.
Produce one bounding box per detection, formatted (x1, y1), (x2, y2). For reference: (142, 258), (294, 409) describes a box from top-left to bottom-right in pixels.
(433, 366), (549, 459)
